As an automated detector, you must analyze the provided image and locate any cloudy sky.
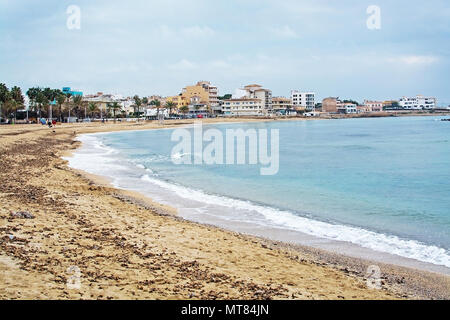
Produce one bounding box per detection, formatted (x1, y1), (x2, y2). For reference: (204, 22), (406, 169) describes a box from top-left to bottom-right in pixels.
(1, 0), (449, 104)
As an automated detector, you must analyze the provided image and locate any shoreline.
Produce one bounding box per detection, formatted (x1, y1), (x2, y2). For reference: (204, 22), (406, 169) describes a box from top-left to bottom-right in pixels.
(0, 119), (449, 299)
(69, 119), (450, 275)
(73, 165), (450, 299)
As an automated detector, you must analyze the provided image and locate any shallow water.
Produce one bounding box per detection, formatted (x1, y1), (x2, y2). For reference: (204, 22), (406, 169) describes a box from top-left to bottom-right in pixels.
(66, 116), (450, 270)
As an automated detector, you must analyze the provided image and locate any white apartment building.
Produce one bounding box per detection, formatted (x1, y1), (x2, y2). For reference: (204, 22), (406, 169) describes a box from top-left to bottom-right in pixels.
(399, 95), (437, 110)
(233, 84), (272, 112)
(222, 98), (265, 116)
(291, 91), (315, 110)
(337, 102), (358, 114)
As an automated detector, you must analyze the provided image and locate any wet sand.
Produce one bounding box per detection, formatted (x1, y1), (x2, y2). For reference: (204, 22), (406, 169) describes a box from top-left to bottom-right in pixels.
(0, 119), (449, 299)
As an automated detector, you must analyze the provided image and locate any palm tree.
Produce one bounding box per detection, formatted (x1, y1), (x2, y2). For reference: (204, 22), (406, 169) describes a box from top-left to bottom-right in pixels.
(0, 84), (10, 123)
(180, 105), (189, 118)
(35, 91), (48, 120)
(142, 97), (148, 120)
(72, 95), (83, 120)
(107, 102), (121, 122)
(142, 97), (148, 107)
(165, 101), (176, 116)
(133, 95), (142, 120)
(88, 102), (98, 119)
(150, 99), (161, 118)
(56, 94), (66, 122)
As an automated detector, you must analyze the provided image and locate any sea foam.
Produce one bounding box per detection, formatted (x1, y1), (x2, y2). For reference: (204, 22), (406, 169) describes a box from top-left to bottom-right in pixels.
(140, 174), (450, 268)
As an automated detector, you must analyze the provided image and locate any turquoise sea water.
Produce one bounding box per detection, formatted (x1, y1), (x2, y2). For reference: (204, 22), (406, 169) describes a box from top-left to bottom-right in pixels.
(68, 116), (450, 268)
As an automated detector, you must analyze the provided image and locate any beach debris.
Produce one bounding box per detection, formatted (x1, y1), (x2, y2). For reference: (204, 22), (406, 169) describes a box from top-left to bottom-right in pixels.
(8, 235), (15, 241)
(10, 211), (35, 219)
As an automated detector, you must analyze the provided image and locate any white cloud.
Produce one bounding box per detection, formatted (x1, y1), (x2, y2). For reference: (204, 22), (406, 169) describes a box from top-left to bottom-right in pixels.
(153, 25), (175, 39)
(269, 25), (299, 39)
(387, 55), (439, 65)
(181, 26), (215, 37)
(168, 59), (196, 70)
(207, 60), (231, 69)
(151, 25), (215, 41)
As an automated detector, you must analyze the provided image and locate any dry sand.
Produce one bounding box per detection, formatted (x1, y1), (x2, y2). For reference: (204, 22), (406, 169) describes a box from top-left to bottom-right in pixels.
(0, 119), (448, 300)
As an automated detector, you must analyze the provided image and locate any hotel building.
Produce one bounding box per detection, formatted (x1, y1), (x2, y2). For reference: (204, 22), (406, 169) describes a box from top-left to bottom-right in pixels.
(272, 97), (293, 113)
(291, 91), (315, 110)
(399, 95), (437, 110)
(337, 102), (358, 114)
(222, 98), (265, 116)
(166, 81), (219, 111)
(235, 84), (272, 111)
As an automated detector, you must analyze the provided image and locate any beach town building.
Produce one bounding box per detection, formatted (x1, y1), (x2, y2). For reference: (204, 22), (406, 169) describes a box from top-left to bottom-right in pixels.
(383, 100), (399, 109)
(84, 93), (125, 116)
(363, 100), (384, 112)
(165, 95), (189, 109)
(222, 98), (265, 116)
(291, 91), (315, 110)
(147, 95), (165, 105)
(337, 102), (358, 114)
(272, 97), (293, 114)
(356, 105), (371, 113)
(62, 87), (83, 96)
(322, 97), (339, 113)
(399, 95), (437, 110)
(166, 81), (219, 112)
(232, 84), (273, 113)
(196, 81), (219, 107)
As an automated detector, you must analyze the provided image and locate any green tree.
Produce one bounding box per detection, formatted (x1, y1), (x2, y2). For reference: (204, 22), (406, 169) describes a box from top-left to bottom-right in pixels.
(10, 86), (24, 121)
(0, 83), (10, 122)
(107, 102), (122, 122)
(142, 97), (148, 107)
(165, 101), (176, 116)
(10, 86), (24, 105)
(72, 95), (83, 119)
(35, 90), (48, 119)
(88, 102), (99, 118)
(218, 94), (232, 100)
(56, 94), (66, 122)
(43, 88), (57, 118)
(179, 105), (189, 117)
(133, 95), (142, 120)
(26, 87), (40, 113)
(150, 99), (161, 117)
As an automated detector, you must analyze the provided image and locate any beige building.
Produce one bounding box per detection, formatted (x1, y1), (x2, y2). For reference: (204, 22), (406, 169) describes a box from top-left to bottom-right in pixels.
(322, 97), (339, 113)
(84, 93), (125, 116)
(196, 81), (219, 107)
(357, 105), (371, 113)
(165, 95), (189, 109)
(167, 81), (219, 111)
(364, 100), (383, 112)
(272, 97), (292, 112)
(222, 98), (264, 116)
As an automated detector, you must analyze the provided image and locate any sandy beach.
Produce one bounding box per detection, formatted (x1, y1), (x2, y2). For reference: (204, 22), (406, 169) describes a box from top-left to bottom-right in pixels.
(1, 119), (449, 300)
